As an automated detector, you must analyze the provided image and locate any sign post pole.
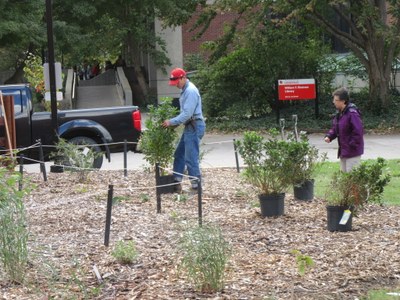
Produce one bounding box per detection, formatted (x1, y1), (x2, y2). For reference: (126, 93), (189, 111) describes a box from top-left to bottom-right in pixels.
(45, 0), (58, 137)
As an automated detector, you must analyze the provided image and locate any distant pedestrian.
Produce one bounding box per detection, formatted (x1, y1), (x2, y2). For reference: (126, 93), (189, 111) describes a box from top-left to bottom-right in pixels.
(162, 68), (205, 191)
(324, 87), (364, 172)
(90, 62), (100, 78)
(81, 61), (90, 80)
(77, 66), (84, 80)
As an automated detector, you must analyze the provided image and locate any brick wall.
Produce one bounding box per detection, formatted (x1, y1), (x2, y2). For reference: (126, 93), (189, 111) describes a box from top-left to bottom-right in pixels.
(182, 7), (242, 56)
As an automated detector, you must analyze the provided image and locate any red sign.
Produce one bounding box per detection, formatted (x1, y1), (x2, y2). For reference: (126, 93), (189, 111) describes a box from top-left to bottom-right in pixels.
(278, 79), (316, 101)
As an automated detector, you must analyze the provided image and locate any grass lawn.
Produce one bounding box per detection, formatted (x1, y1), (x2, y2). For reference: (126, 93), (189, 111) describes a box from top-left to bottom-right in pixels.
(314, 159), (400, 206)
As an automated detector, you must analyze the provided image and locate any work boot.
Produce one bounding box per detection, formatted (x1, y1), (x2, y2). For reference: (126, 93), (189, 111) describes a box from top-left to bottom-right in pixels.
(191, 178), (201, 190)
(173, 180), (182, 193)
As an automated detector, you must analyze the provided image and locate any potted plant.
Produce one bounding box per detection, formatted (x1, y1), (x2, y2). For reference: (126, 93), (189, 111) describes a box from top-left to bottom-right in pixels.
(140, 97), (179, 194)
(286, 132), (326, 201)
(325, 157), (391, 232)
(235, 130), (293, 217)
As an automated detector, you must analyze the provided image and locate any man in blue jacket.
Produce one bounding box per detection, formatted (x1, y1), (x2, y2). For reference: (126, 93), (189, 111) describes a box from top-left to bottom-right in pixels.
(324, 87), (364, 172)
(162, 68), (206, 191)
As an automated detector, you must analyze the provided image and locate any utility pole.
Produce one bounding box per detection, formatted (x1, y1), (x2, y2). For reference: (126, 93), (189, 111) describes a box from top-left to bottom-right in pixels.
(45, 0), (58, 136)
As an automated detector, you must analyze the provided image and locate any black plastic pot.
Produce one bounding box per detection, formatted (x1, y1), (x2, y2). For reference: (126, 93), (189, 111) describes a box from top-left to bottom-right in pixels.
(51, 156), (68, 173)
(326, 205), (353, 232)
(293, 179), (314, 201)
(50, 164), (64, 173)
(157, 174), (176, 194)
(259, 193), (285, 217)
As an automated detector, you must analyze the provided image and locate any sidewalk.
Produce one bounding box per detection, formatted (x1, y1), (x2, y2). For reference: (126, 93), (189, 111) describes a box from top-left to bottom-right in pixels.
(200, 132), (400, 168)
(20, 132), (400, 173)
(89, 132), (400, 171)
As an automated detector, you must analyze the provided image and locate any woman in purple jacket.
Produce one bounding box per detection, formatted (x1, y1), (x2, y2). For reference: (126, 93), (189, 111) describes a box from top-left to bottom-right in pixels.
(324, 87), (364, 172)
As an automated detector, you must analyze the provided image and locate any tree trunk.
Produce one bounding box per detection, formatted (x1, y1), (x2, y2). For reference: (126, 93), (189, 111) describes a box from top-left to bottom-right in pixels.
(366, 51), (391, 110)
(368, 71), (389, 110)
(4, 62), (26, 84)
(4, 43), (34, 85)
(299, 1), (398, 112)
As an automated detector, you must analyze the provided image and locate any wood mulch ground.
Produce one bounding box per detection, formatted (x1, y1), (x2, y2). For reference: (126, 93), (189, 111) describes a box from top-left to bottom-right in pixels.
(1, 168), (400, 299)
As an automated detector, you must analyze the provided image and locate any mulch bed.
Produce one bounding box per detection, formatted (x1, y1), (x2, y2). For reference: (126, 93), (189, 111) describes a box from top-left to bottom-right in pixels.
(1, 168), (400, 299)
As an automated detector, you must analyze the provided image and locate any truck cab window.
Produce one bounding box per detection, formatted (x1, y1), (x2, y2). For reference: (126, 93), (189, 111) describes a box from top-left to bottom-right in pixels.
(13, 92), (22, 115)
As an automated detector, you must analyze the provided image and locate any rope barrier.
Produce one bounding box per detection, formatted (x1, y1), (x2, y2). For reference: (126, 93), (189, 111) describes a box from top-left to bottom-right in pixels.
(0, 140), (139, 153)
(11, 154), (196, 192)
(202, 140), (234, 145)
(3, 135), (336, 237)
(112, 180), (182, 192)
(2, 138), (333, 190)
(0, 141), (43, 154)
(10, 157), (335, 207)
(158, 166), (200, 181)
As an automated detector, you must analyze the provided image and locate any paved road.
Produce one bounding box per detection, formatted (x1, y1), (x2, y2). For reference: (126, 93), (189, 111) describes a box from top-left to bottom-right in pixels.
(22, 132), (400, 173)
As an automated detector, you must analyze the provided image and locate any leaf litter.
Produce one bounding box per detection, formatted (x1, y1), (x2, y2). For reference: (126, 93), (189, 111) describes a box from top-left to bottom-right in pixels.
(1, 168), (399, 299)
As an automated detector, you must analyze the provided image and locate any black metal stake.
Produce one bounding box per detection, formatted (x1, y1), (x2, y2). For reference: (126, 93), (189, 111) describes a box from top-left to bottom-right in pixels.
(123, 139), (127, 177)
(233, 139), (240, 173)
(104, 184), (113, 247)
(18, 155), (24, 191)
(38, 140), (47, 182)
(280, 118), (285, 140)
(197, 178), (202, 226)
(292, 114), (299, 141)
(155, 163), (161, 213)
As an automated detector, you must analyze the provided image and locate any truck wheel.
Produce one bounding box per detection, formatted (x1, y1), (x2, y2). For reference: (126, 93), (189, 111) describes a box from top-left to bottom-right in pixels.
(68, 136), (104, 169)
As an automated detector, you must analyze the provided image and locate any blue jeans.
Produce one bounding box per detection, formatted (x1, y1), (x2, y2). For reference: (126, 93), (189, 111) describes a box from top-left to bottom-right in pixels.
(173, 120), (205, 183)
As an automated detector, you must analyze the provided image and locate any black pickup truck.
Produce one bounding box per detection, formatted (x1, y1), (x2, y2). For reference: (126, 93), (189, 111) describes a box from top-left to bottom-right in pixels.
(0, 84), (142, 168)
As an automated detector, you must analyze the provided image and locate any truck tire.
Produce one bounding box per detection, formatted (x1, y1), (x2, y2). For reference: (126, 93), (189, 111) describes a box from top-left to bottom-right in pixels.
(68, 136), (104, 169)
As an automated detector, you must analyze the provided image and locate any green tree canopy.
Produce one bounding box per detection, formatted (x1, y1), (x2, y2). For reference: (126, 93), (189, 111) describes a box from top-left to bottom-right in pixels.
(0, 0), (45, 82)
(194, 0), (400, 110)
(0, 0), (201, 85)
(51, 0), (202, 66)
(193, 2), (331, 118)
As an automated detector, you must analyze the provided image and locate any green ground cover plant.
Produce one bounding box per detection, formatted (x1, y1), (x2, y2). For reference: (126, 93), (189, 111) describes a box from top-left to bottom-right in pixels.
(0, 167), (32, 283)
(205, 92), (400, 133)
(291, 250), (314, 277)
(50, 138), (101, 182)
(364, 289), (400, 300)
(177, 223), (231, 293)
(111, 240), (138, 264)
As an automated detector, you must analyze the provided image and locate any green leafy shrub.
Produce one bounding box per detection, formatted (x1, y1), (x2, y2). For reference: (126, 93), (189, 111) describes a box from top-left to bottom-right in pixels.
(286, 132), (326, 186)
(291, 250), (314, 276)
(325, 158), (391, 212)
(195, 20), (331, 119)
(177, 223), (231, 293)
(235, 130), (294, 195)
(23, 53), (46, 110)
(140, 97), (179, 172)
(112, 240), (138, 264)
(0, 167), (31, 283)
(50, 138), (101, 182)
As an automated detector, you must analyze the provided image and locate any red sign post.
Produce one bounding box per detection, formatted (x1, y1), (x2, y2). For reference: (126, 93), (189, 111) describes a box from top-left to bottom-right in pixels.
(278, 79), (316, 100)
(275, 78), (319, 123)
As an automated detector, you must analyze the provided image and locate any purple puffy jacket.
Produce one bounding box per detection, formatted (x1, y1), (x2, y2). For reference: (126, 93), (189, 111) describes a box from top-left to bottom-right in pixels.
(325, 103), (364, 158)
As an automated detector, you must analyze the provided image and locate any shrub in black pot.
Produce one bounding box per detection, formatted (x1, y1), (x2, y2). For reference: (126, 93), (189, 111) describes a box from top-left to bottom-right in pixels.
(286, 132), (326, 201)
(235, 130), (293, 217)
(325, 158), (390, 231)
(140, 98), (179, 194)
